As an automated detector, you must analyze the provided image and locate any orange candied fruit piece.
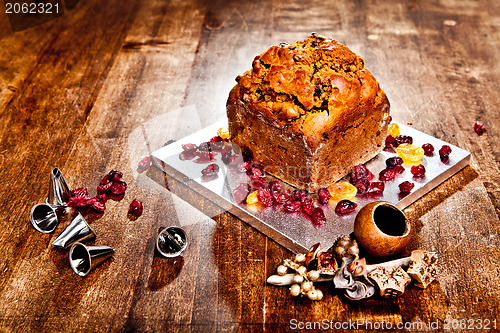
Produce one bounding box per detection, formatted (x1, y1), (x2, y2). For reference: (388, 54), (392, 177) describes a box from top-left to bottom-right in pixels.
(388, 123), (400, 138)
(328, 181), (357, 202)
(217, 127), (230, 140)
(396, 143), (425, 164)
(246, 190), (259, 205)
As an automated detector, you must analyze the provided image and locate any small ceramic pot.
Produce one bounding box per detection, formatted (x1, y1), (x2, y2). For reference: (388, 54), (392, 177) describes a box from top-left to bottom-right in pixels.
(353, 201), (411, 258)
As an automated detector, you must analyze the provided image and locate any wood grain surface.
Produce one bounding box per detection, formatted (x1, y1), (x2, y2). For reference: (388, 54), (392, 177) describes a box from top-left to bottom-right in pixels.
(0, 0), (499, 331)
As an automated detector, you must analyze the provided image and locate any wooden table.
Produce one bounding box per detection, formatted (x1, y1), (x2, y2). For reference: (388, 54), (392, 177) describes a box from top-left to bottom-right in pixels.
(1, 0), (499, 331)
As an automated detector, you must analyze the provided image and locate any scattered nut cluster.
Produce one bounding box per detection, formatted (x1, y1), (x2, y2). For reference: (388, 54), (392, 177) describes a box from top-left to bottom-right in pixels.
(331, 234), (359, 260)
(276, 253), (324, 301)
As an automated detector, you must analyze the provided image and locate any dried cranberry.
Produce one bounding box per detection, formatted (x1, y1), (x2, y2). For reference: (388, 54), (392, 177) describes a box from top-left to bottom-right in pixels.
(290, 189), (308, 201)
(284, 200), (301, 212)
(393, 165), (405, 174)
(179, 150), (196, 160)
(422, 143), (434, 156)
(335, 200), (357, 215)
(100, 173), (112, 185)
(198, 142), (211, 152)
(194, 151), (216, 163)
(109, 170), (123, 182)
(68, 195), (93, 208)
(71, 188), (88, 197)
(384, 135), (396, 152)
(379, 168), (397, 182)
(240, 147), (254, 162)
(271, 191), (287, 204)
(439, 145), (452, 158)
(350, 164), (369, 184)
(96, 193), (107, 202)
(386, 156), (403, 168)
(201, 173), (218, 182)
(411, 164), (426, 178)
(399, 181), (414, 193)
(210, 141), (225, 151)
(317, 188), (331, 204)
(257, 189), (274, 207)
(366, 182), (384, 196)
(394, 135), (413, 147)
(248, 167), (265, 179)
(227, 154), (243, 167)
(474, 121), (485, 135)
(137, 156), (152, 173)
(181, 143), (197, 151)
(110, 181), (127, 195)
(311, 207), (326, 225)
(201, 163), (219, 175)
(221, 150), (233, 164)
(354, 179), (370, 195)
(236, 161), (252, 173)
(250, 177), (268, 190)
(97, 182), (113, 193)
(210, 136), (223, 143)
(233, 184), (249, 203)
(129, 199), (143, 216)
(301, 201), (315, 216)
(388, 116), (393, 123)
(268, 180), (282, 193)
(92, 201), (106, 212)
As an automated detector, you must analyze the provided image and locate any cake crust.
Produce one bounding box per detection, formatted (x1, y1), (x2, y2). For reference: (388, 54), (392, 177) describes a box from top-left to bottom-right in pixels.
(227, 33), (390, 192)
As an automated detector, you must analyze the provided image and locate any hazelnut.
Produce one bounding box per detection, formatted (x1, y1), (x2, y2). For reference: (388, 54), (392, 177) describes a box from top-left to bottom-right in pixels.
(290, 284), (301, 297)
(276, 265), (288, 276)
(293, 274), (304, 284)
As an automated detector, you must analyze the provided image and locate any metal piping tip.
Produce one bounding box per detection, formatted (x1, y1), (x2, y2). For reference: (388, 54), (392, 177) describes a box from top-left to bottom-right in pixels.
(47, 168), (71, 207)
(156, 227), (187, 258)
(69, 243), (115, 277)
(52, 213), (95, 249)
(30, 203), (58, 233)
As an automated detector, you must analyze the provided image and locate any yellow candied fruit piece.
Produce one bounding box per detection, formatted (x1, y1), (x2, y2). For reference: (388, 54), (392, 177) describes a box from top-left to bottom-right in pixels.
(217, 127), (230, 140)
(246, 190), (259, 205)
(396, 143), (425, 164)
(388, 123), (400, 137)
(328, 181), (357, 202)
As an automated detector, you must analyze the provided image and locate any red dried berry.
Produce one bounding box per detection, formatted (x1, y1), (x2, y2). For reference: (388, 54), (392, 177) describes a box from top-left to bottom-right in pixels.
(110, 180), (127, 195)
(257, 189), (274, 207)
(335, 200), (357, 215)
(399, 181), (414, 193)
(201, 173), (218, 182)
(210, 136), (223, 143)
(474, 121), (485, 135)
(311, 207), (326, 225)
(284, 200), (301, 212)
(318, 188), (331, 204)
(422, 143), (434, 156)
(137, 156), (152, 173)
(439, 145), (452, 158)
(379, 168), (397, 182)
(268, 180), (282, 193)
(301, 201), (315, 216)
(221, 150), (233, 164)
(388, 116), (393, 123)
(236, 161), (252, 173)
(411, 164), (426, 178)
(386, 156), (403, 168)
(201, 163), (219, 175)
(350, 164), (374, 185)
(68, 195), (93, 208)
(96, 193), (107, 202)
(71, 188), (88, 197)
(271, 191), (287, 205)
(109, 170), (123, 182)
(92, 201), (106, 212)
(210, 141), (225, 151)
(129, 199), (143, 216)
(97, 182), (113, 193)
(181, 143), (197, 151)
(250, 177), (268, 191)
(100, 174), (112, 185)
(384, 135), (396, 152)
(248, 167), (265, 179)
(233, 184), (249, 203)
(393, 165), (405, 174)
(394, 135), (413, 147)
(179, 150), (196, 160)
(354, 179), (370, 195)
(198, 142), (211, 152)
(290, 189), (308, 201)
(366, 182), (385, 196)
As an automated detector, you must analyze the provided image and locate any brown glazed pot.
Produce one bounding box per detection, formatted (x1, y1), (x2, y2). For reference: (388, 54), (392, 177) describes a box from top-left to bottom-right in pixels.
(353, 201), (411, 258)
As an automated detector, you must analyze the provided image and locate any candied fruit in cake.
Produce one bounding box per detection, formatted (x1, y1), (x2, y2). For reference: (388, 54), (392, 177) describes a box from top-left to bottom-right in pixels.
(328, 181), (357, 202)
(388, 123), (400, 138)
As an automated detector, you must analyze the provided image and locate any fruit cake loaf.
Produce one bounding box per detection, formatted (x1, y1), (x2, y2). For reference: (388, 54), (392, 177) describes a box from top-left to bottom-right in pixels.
(226, 33), (390, 192)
